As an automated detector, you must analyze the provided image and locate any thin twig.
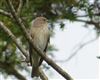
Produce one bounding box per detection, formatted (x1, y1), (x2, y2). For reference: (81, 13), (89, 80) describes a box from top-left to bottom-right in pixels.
(56, 36), (98, 63)
(0, 21), (28, 60)
(0, 9), (12, 18)
(66, 37), (98, 62)
(76, 13), (100, 17)
(26, 0), (29, 8)
(0, 61), (26, 80)
(39, 68), (48, 80)
(17, 0), (23, 15)
(75, 19), (100, 30)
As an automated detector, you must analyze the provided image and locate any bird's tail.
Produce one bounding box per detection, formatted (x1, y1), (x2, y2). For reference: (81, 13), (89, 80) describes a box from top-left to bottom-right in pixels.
(31, 66), (40, 77)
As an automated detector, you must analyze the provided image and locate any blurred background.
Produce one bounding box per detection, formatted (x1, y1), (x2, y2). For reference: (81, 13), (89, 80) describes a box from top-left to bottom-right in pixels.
(0, 0), (100, 80)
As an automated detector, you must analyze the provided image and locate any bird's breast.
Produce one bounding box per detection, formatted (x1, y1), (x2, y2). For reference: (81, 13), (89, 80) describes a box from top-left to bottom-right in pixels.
(31, 26), (49, 51)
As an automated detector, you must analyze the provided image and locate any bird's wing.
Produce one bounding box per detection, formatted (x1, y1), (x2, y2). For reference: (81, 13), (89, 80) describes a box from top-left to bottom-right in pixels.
(29, 34), (34, 66)
(39, 34), (50, 66)
(44, 35), (50, 52)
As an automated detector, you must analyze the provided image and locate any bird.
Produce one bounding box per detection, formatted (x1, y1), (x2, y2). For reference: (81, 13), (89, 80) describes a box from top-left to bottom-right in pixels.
(29, 16), (50, 77)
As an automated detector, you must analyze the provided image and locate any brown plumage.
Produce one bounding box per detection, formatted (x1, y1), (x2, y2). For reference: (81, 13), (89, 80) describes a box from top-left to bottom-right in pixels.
(29, 17), (50, 77)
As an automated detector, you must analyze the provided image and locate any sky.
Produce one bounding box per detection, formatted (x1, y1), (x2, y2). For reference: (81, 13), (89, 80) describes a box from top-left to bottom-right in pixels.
(47, 21), (99, 80)
(0, 21), (99, 80)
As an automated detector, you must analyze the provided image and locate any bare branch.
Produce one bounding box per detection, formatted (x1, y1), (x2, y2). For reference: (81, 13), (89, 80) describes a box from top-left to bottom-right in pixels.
(0, 61), (26, 80)
(75, 19), (100, 29)
(75, 19), (98, 26)
(0, 9), (12, 18)
(39, 68), (48, 80)
(0, 21), (28, 60)
(75, 19), (92, 23)
(56, 36), (98, 63)
(66, 37), (98, 62)
(17, 0), (23, 15)
(77, 13), (100, 17)
(5, 0), (73, 79)
(26, 0), (29, 8)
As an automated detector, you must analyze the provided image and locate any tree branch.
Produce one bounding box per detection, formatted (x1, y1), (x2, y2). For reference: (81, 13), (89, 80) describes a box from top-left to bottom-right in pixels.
(75, 19), (100, 29)
(0, 9), (12, 18)
(0, 61), (26, 80)
(76, 13), (100, 17)
(56, 36), (98, 62)
(0, 21), (28, 60)
(75, 19), (92, 23)
(66, 36), (98, 62)
(5, 0), (73, 79)
(39, 68), (48, 80)
(17, 0), (23, 15)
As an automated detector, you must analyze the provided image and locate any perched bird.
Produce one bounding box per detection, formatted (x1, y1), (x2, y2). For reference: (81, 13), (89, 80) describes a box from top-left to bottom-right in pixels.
(29, 17), (50, 77)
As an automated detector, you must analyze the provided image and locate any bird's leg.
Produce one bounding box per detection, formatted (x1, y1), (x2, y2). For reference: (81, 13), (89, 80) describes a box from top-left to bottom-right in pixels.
(39, 52), (46, 66)
(21, 57), (31, 66)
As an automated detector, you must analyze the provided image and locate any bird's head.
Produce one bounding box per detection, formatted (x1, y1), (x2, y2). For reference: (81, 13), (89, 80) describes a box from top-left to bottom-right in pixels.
(33, 17), (48, 27)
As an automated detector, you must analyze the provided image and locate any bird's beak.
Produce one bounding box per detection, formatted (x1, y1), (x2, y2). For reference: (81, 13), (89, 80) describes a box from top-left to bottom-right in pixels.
(46, 20), (49, 23)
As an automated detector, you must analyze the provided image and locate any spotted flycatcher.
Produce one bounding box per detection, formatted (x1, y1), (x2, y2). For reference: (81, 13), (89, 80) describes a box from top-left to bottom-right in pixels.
(29, 17), (50, 77)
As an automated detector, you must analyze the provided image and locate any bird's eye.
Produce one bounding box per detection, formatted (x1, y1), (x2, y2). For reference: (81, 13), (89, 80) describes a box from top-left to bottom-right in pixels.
(43, 18), (48, 22)
(43, 19), (46, 21)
